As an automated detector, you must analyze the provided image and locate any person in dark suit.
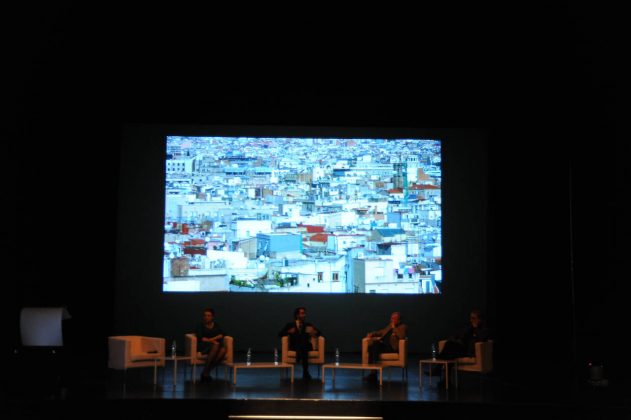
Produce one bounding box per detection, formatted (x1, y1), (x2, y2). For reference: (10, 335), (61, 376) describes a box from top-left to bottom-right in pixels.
(278, 307), (322, 379)
(438, 309), (491, 359)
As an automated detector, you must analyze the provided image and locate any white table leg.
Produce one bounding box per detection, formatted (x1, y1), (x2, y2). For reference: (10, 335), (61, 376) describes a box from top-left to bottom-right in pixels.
(233, 366), (237, 385)
(445, 364), (448, 389)
(173, 359), (177, 389)
(455, 362), (458, 388)
(379, 368), (382, 386)
(321, 366), (325, 383)
(153, 359), (158, 385)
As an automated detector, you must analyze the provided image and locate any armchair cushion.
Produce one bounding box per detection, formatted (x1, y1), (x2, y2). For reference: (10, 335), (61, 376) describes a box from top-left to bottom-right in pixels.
(310, 336), (319, 351)
(379, 352), (401, 361)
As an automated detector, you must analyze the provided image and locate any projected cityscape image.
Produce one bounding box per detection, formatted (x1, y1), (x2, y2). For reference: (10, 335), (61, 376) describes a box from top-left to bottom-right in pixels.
(163, 137), (442, 294)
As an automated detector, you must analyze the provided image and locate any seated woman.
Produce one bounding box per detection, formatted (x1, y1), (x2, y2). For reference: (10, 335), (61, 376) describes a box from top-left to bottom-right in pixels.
(196, 308), (227, 382)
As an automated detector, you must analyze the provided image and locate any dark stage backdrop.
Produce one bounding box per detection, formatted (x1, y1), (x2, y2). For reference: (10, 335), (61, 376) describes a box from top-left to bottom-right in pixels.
(114, 125), (489, 354)
(8, 2), (623, 389)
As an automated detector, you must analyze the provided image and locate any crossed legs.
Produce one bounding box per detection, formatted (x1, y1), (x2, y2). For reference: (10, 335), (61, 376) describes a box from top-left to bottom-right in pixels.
(202, 342), (227, 378)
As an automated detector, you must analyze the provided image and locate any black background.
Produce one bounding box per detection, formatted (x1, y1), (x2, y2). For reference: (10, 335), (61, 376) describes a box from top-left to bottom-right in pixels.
(5, 3), (624, 391)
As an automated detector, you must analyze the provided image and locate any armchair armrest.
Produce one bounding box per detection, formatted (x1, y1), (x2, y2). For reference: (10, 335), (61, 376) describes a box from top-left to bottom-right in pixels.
(108, 336), (130, 370)
(185, 333), (197, 358)
(474, 340), (493, 373)
(438, 339), (447, 354)
(223, 336), (234, 364)
(362, 337), (371, 364)
(398, 338), (407, 365)
(140, 336), (165, 356)
(314, 336), (325, 364)
(281, 335), (290, 363)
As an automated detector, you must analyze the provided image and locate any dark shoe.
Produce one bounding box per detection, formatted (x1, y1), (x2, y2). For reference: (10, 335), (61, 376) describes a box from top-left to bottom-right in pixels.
(200, 373), (212, 383)
(302, 371), (312, 380)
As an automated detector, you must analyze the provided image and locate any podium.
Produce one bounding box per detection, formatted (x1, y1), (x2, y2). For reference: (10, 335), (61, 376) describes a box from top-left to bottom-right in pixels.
(20, 307), (72, 347)
(14, 307), (72, 398)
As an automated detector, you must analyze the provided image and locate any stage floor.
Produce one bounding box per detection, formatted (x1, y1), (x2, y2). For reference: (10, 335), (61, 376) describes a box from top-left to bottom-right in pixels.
(7, 353), (629, 419)
(103, 360), (500, 402)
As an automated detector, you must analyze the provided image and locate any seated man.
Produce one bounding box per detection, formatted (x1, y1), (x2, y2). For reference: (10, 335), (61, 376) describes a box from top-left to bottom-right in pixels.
(278, 306), (322, 380)
(196, 308), (227, 382)
(364, 311), (407, 381)
(438, 309), (491, 359)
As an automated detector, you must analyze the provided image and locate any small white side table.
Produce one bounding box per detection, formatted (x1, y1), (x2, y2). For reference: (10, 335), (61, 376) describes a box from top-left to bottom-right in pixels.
(419, 358), (458, 389)
(154, 356), (192, 389)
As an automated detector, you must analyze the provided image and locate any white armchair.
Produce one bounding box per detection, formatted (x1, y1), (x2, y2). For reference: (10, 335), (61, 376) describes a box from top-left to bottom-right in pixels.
(438, 339), (493, 374)
(108, 335), (165, 371)
(281, 335), (325, 377)
(362, 337), (408, 381)
(184, 333), (234, 381)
